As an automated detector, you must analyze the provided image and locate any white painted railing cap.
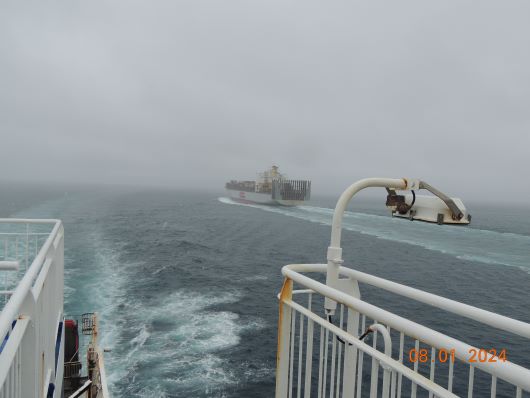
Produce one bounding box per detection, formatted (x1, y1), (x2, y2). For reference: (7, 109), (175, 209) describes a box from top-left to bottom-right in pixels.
(0, 261), (19, 271)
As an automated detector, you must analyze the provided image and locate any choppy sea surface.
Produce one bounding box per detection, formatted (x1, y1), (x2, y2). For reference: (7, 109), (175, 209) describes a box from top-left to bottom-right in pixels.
(1, 183), (529, 397)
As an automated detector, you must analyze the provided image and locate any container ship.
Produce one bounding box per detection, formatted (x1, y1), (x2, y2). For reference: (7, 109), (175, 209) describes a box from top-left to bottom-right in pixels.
(225, 166), (311, 206)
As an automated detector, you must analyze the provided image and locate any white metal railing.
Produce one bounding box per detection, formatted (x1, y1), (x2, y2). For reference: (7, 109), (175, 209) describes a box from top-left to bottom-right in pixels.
(275, 178), (530, 398)
(0, 219), (64, 398)
(276, 265), (530, 397)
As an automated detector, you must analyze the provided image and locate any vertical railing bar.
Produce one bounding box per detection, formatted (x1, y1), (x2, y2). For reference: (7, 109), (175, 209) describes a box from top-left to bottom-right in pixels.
(467, 365), (474, 398)
(329, 330), (337, 398)
(304, 294), (314, 398)
(428, 347), (436, 398)
(4, 352), (8, 396)
(13, 355), (17, 398)
(342, 305), (359, 398)
(448, 354), (454, 392)
(289, 309), (297, 398)
(12, 361), (15, 397)
(7, 365), (11, 398)
(323, 328), (330, 397)
(13, 349), (16, 398)
(12, 349), (15, 398)
(369, 329), (379, 398)
(18, 348), (21, 398)
(490, 375), (497, 398)
(356, 314), (366, 398)
(391, 370), (397, 398)
(318, 325), (324, 398)
(355, 349), (364, 398)
(335, 304), (344, 398)
(11, 358), (15, 398)
(3, 238), (6, 305)
(383, 325), (396, 398)
(515, 386), (522, 398)
(4, 366), (8, 398)
(397, 332), (404, 398)
(386, 326), (395, 398)
(411, 339), (419, 398)
(25, 224), (29, 270)
(297, 310), (304, 398)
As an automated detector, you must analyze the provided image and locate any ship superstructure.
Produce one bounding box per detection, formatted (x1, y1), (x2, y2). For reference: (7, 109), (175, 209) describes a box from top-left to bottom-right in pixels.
(0, 219), (109, 398)
(226, 166), (311, 206)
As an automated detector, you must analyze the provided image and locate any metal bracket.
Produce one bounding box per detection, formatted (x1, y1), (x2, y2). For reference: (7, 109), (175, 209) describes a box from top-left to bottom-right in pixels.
(419, 181), (464, 220)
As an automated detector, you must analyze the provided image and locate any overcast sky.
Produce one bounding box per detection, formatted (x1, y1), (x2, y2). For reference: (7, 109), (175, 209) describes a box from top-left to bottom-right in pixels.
(1, 1), (529, 202)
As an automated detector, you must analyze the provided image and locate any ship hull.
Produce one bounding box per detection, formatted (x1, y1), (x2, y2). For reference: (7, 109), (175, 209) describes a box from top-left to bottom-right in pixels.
(226, 189), (303, 206)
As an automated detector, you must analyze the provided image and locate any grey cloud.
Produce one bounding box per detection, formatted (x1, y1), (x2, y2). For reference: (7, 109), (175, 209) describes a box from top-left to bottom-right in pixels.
(1, 1), (529, 203)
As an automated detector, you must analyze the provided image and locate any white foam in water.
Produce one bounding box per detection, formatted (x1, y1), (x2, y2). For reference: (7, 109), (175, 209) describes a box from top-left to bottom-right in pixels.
(219, 197), (530, 271)
(109, 288), (265, 396)
(9, 199), (134, 394)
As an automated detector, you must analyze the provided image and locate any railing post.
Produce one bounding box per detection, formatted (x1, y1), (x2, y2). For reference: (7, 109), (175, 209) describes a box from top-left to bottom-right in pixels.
(276, 278), (293, 398)
(20, 309), (37, 397)
(340, 278), (361, 397)
(325, 178), (406, 315)
(324, 246), (342, 315)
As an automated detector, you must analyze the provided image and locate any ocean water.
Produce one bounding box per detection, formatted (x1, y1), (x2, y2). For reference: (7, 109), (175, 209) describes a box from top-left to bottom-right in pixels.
(1, 183), (529, 397)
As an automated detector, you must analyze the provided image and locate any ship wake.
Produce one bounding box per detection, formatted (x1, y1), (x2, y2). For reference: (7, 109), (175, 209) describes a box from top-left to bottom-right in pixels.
(218, 197), (530, 272)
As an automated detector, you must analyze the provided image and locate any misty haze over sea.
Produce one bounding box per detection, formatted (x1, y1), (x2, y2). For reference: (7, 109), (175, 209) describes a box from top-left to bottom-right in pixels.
(1, 182), (529, 397)
(2, 1), (530, 205)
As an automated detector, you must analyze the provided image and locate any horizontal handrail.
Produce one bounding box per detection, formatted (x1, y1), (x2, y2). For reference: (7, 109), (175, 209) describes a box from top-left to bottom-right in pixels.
(286, 264), (530, 338)
(292, 289), (314, 295)
(0, 218), (61, 224)
(346, 266), (530, 337)
(0, 219), (62, 341)
(282, 264), (530, 391)
(0, 261), (19, 271)
(0, 232), (50, 236)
